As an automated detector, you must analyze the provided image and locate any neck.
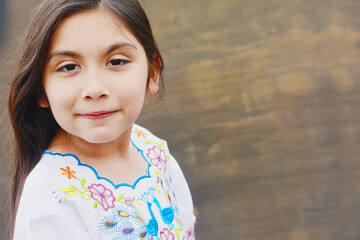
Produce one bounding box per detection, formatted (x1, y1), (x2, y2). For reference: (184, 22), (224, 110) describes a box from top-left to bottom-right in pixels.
(49, 125), (134, 163)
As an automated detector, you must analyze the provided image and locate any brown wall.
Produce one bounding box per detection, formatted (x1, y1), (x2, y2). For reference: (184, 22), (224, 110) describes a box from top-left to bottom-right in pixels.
(1, 0), (360, 239)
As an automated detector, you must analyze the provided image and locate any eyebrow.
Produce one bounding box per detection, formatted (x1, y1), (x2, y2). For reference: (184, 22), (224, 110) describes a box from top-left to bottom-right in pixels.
(47, 43), (137, 62)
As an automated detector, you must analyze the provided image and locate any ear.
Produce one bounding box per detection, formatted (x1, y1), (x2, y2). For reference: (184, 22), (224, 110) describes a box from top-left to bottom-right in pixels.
(146, 56), (162, 94)
(147, 77), (159, 94)
(38, 96), (49, 108)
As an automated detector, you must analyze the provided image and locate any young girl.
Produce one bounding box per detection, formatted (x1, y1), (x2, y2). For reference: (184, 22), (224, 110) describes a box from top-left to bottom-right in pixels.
(8, 0), (196, 239)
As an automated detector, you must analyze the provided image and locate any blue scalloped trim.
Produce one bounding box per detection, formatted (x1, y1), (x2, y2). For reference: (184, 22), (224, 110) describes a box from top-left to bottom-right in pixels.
(43, 139), (151, 190)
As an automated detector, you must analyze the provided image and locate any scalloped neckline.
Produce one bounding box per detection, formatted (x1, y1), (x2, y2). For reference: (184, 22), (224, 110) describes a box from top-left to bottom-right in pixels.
(43, 138), (151, 190)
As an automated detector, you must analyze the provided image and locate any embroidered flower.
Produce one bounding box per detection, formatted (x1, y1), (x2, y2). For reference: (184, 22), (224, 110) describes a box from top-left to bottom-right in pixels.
(147, 146), (167, 171)
(184, 224), (195, 240)
(60, 166), (76, 179)
(134, 128), (148, 139)
(160, 228), (175, 240)
(124, 196), (136, 208)
(88, 183), (115, 211)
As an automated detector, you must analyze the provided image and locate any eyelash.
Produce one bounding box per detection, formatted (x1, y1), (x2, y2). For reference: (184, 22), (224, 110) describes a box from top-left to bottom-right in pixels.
(56, 59), (129, 72)
(106, 59), (129, 66)
(57, 64), (79, 72)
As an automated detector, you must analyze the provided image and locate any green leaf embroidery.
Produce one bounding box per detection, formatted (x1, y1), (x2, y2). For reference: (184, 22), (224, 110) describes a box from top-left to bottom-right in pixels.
(70, 185), (80, 191)
(117, 194), (124, 201)
(81, 178), (86, 186)
(64, 191), (76, 201)
(79, 191), (91, 201)
(94, 200), (98, 209)
(59, 187), (74, 192)
(155, 170), (161, 174)
(173, 227), (183, 239)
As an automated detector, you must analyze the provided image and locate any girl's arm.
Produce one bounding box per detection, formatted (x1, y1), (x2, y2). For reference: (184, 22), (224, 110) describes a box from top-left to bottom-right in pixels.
(14, 211), (91, 240)
(169, 154), (196, 238)
(13, 162), (92, 240)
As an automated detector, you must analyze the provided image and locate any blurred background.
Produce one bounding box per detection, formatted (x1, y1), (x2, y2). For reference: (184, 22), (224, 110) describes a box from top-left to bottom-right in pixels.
(1, 0), (360, 239)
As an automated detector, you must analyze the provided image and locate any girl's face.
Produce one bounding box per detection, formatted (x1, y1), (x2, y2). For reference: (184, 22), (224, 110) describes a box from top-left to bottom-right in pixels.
(41, 8), (158, 144)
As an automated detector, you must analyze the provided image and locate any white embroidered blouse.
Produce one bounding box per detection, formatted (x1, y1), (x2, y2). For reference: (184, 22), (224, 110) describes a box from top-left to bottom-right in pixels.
(14, 124), (196, 240)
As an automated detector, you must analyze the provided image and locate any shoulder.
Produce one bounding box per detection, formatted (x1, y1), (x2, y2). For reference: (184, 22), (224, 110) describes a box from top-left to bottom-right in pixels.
(131, 123), (165, 142)
(14, 153), (93, 238)
(132, 123), (187, 171)
(14, 154), (64, 237)
(21, 153), (61, 194)
(16, 153), (65, 218)
(132, 124), (191, 198)
(21, 152), (75, 194)
(132, 124), (196, 234)
(16, 152), (82, 222)
(131, 123), (171, 153)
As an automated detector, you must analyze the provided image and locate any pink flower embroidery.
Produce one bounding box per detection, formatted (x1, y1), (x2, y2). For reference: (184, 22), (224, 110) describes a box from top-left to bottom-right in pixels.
(160, 228), (175, 240)
(88, 183), (115, 211)
(147, 146), (167, 171)
(184, 224), (195, 240)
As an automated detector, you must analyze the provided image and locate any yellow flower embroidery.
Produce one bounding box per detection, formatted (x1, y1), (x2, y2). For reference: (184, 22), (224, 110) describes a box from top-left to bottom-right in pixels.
(60, 166), (77, 179)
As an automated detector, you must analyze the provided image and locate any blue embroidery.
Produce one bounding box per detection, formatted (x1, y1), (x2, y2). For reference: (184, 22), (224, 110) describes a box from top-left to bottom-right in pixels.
(145, 201), (159, 236)
(106, 222), (117, 228)
(153, 197), (174, 227)
(99, 216), (118, 235)
(50, 125), (186, 239)
(139, 231), (148, 239)
(123, 228), (135, 235)
(43, 138), (151, 190)
(117, 222), (137, 240)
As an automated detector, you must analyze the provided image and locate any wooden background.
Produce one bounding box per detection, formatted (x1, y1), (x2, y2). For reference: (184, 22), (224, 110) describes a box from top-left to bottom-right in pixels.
(1, 0), (360, 239)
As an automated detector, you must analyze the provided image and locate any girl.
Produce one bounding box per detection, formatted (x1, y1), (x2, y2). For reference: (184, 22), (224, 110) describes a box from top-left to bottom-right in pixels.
(8, 0), (196, 239)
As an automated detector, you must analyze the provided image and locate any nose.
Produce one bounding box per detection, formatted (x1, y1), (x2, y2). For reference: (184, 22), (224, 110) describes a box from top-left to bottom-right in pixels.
(81, 71), (110, 100)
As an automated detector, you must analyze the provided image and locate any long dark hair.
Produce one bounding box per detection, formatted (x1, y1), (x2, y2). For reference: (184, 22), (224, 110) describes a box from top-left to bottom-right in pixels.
(8, 0), (163, 236)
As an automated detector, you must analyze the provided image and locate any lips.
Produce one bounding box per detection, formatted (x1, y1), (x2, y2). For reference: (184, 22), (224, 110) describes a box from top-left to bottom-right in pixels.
(80, 110), (118, 120)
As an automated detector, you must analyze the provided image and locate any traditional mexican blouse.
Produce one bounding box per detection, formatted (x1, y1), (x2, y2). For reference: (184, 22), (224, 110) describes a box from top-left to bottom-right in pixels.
(14, 124), (196, 240)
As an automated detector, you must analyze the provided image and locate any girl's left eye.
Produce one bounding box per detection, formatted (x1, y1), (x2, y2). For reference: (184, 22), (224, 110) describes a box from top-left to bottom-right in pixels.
(107, 59), (129, 66)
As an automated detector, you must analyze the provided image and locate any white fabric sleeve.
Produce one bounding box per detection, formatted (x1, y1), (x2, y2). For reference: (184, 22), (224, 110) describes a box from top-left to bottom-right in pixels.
(14, 212), (91, 240)
(169, 155), (196, 236)
(13, 165), (92, 240)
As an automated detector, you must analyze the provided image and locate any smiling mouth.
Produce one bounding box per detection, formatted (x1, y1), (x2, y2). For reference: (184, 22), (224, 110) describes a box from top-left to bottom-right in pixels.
(80, 110), (118, 120)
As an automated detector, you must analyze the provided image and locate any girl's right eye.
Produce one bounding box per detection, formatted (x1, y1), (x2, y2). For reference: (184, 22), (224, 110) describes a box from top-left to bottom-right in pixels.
(57, 64), (80, 72)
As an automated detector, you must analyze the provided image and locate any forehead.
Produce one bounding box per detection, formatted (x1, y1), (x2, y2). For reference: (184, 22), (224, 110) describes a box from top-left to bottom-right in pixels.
(49, 8), (141, 53)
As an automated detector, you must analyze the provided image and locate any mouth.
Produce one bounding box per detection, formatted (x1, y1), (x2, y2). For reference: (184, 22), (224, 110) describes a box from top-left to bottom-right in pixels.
(80, 110), (118, 120)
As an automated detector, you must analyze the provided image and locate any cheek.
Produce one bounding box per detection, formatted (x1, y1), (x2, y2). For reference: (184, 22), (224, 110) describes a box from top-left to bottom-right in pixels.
(113, 71), (148, 104)
(45, 84), (77, 111)
(120, 84), (146, 107)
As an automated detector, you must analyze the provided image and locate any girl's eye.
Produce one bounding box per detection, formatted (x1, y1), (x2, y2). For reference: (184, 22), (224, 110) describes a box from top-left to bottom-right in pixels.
(107, 59), (129, 66)
(57, 64), (79, 72)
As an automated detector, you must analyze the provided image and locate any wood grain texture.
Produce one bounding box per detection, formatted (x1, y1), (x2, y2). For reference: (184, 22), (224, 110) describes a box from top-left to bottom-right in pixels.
(0, 0), (5, 47)
(1, 0), (360, 239)
(139, 1), (360, 239)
